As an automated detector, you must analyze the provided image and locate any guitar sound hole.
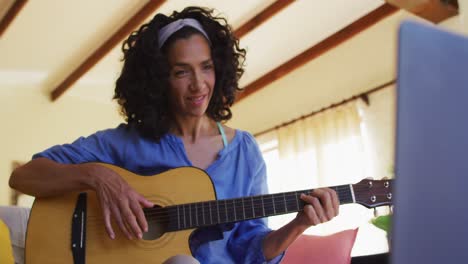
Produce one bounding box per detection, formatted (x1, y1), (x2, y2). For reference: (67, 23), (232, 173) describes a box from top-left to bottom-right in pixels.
(142, 205), (169, 240)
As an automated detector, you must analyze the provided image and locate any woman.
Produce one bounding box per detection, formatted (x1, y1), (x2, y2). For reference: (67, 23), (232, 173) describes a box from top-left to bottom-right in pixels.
(9, 6), (339, 263)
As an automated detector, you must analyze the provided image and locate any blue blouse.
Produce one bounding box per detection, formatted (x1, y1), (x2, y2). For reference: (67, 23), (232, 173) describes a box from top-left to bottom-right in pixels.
(33, 124), (284, 264)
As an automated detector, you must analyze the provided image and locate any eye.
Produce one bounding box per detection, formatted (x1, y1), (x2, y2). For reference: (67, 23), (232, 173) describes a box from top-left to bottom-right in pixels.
(173, 69), (188, 77)
(202, 63), (214, 71)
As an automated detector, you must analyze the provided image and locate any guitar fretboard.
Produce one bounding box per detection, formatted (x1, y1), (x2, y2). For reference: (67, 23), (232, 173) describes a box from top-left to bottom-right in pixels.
(145, 185), (354, 232)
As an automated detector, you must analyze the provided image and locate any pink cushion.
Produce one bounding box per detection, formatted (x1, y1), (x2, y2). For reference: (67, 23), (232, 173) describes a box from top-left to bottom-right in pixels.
(282, 228), (358, 264)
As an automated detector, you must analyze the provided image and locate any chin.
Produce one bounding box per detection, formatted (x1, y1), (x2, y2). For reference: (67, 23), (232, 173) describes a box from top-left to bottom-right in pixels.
(186, 105), (209, 117)
(187, 109), (208, 117)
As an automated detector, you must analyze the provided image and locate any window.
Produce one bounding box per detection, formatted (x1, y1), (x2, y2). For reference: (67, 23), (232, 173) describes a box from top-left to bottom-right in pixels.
(257, 101), (390, 256)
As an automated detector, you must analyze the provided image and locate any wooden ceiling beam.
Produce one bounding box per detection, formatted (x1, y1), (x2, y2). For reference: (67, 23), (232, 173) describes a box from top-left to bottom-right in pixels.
(386, 0), (458, 23)
(50, 0), (166, 101)
(50, 0), (293, 102)
(235, 3), (399, 103)
(234, 0), (295, 38)
(0, 0), (27, 37)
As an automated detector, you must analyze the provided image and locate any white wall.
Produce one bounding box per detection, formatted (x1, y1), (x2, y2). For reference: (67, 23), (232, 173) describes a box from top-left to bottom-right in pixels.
(0, 88), (122, 204)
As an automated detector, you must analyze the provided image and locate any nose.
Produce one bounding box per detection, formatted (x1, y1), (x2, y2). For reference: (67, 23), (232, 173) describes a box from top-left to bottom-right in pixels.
(190, 70), (205, 91)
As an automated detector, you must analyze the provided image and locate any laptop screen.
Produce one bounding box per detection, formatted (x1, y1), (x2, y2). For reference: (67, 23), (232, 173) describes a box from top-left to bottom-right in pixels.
(392, 20), (468, 263)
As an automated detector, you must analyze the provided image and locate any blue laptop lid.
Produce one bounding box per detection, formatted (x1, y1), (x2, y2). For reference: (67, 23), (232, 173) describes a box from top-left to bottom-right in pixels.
(392, 20), (468, 263)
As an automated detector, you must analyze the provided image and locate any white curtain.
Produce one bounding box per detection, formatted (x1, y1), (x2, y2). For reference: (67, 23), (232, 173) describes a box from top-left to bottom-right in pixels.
(258, 100), (390, 255)
(260, 101), (381, 238)
(276, 101), (366, 190)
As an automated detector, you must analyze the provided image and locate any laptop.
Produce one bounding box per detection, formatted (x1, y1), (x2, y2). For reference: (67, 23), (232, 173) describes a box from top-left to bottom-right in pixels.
(392, 20), (468, 263)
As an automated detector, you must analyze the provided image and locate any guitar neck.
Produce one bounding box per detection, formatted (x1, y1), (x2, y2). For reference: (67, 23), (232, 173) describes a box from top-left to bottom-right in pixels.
(149, 184), (355, 232)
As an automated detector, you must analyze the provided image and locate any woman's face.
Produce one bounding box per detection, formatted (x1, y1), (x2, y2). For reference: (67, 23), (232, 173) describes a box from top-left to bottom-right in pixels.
(166, 33), (215, 119)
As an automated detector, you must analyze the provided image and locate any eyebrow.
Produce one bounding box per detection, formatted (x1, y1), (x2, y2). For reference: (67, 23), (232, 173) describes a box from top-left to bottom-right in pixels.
(172, 59), (213, 67)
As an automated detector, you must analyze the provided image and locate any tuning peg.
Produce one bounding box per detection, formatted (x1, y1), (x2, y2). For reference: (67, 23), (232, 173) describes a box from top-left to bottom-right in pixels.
(374, 208), (378, 217)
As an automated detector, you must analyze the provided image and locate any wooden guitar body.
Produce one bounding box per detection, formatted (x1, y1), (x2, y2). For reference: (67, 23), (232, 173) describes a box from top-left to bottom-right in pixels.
(25, 164), (216, 263)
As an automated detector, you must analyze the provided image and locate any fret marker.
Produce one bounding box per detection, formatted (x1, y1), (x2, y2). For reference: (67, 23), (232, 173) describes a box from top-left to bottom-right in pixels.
(251, 197), (255, 217)
(177, 206), (180, 230)
(272, 195), (276, 214)
(242, 198), (245, 219)
(183, 205), (186, 228)
(295, 192), (300, 211)
(349, 184), (356, 203)
(209, 202), (212, 224)
(224, 200), (228, 222)
(233, 200), (237, 221)
(283, 193), (287, 212)
(202, 203), (205, 225)
(195, 203), (198, 226)
(261, 196), (265, 216)
(216, 201), (220, 223)
(189, 204), (192, 227)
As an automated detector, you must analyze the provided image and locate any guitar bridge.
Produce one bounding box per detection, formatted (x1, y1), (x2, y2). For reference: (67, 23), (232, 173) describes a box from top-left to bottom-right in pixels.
(71, 192), (87, 264)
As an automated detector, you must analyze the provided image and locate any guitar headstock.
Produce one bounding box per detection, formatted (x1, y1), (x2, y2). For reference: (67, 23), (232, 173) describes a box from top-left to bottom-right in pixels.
(352, 178), (393, 208)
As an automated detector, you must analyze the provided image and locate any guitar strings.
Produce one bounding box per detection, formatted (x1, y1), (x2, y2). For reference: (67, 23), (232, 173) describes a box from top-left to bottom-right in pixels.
(84, 193), (391, 230)
(81, 179), (392, 232)
(141, 192), (353, 218)
(84, 193), (354, 225)
(163, 195), (388, 225)
(140, 185), (392, 220)
(140, 188), (387, 220)
(84, 187), (388, 223)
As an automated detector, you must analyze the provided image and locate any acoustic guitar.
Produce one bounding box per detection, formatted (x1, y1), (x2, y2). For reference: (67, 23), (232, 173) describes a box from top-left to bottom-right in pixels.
(25, 163), (393, 263)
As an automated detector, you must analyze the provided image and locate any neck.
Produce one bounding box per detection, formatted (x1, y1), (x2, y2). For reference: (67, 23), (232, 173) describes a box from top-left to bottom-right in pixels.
(170, 115), (216, 143)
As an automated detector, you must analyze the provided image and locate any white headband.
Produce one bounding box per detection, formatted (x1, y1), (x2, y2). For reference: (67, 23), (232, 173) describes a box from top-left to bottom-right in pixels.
(158, 18), (211, 49)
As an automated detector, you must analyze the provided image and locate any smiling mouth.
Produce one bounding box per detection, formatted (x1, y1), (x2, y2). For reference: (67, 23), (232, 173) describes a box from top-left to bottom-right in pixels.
(187, 95), (206, 104)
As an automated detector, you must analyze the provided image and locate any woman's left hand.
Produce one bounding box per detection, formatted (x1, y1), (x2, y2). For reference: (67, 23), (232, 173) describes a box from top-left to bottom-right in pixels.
(294, 188), (340, 228)
(262, 188), (340, 260)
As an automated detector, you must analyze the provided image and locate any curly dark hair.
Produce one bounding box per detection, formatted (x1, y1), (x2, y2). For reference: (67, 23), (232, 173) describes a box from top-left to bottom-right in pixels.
(114, 6), (246, 141)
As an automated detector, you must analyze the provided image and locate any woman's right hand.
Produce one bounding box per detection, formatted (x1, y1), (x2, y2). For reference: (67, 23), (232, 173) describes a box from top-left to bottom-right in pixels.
(82, 163), (154, 240)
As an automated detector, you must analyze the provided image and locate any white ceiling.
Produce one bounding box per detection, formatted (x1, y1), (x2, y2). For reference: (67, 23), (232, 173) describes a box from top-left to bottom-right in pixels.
(1, 0), (385, 103)
(5, 0), (466, 205)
